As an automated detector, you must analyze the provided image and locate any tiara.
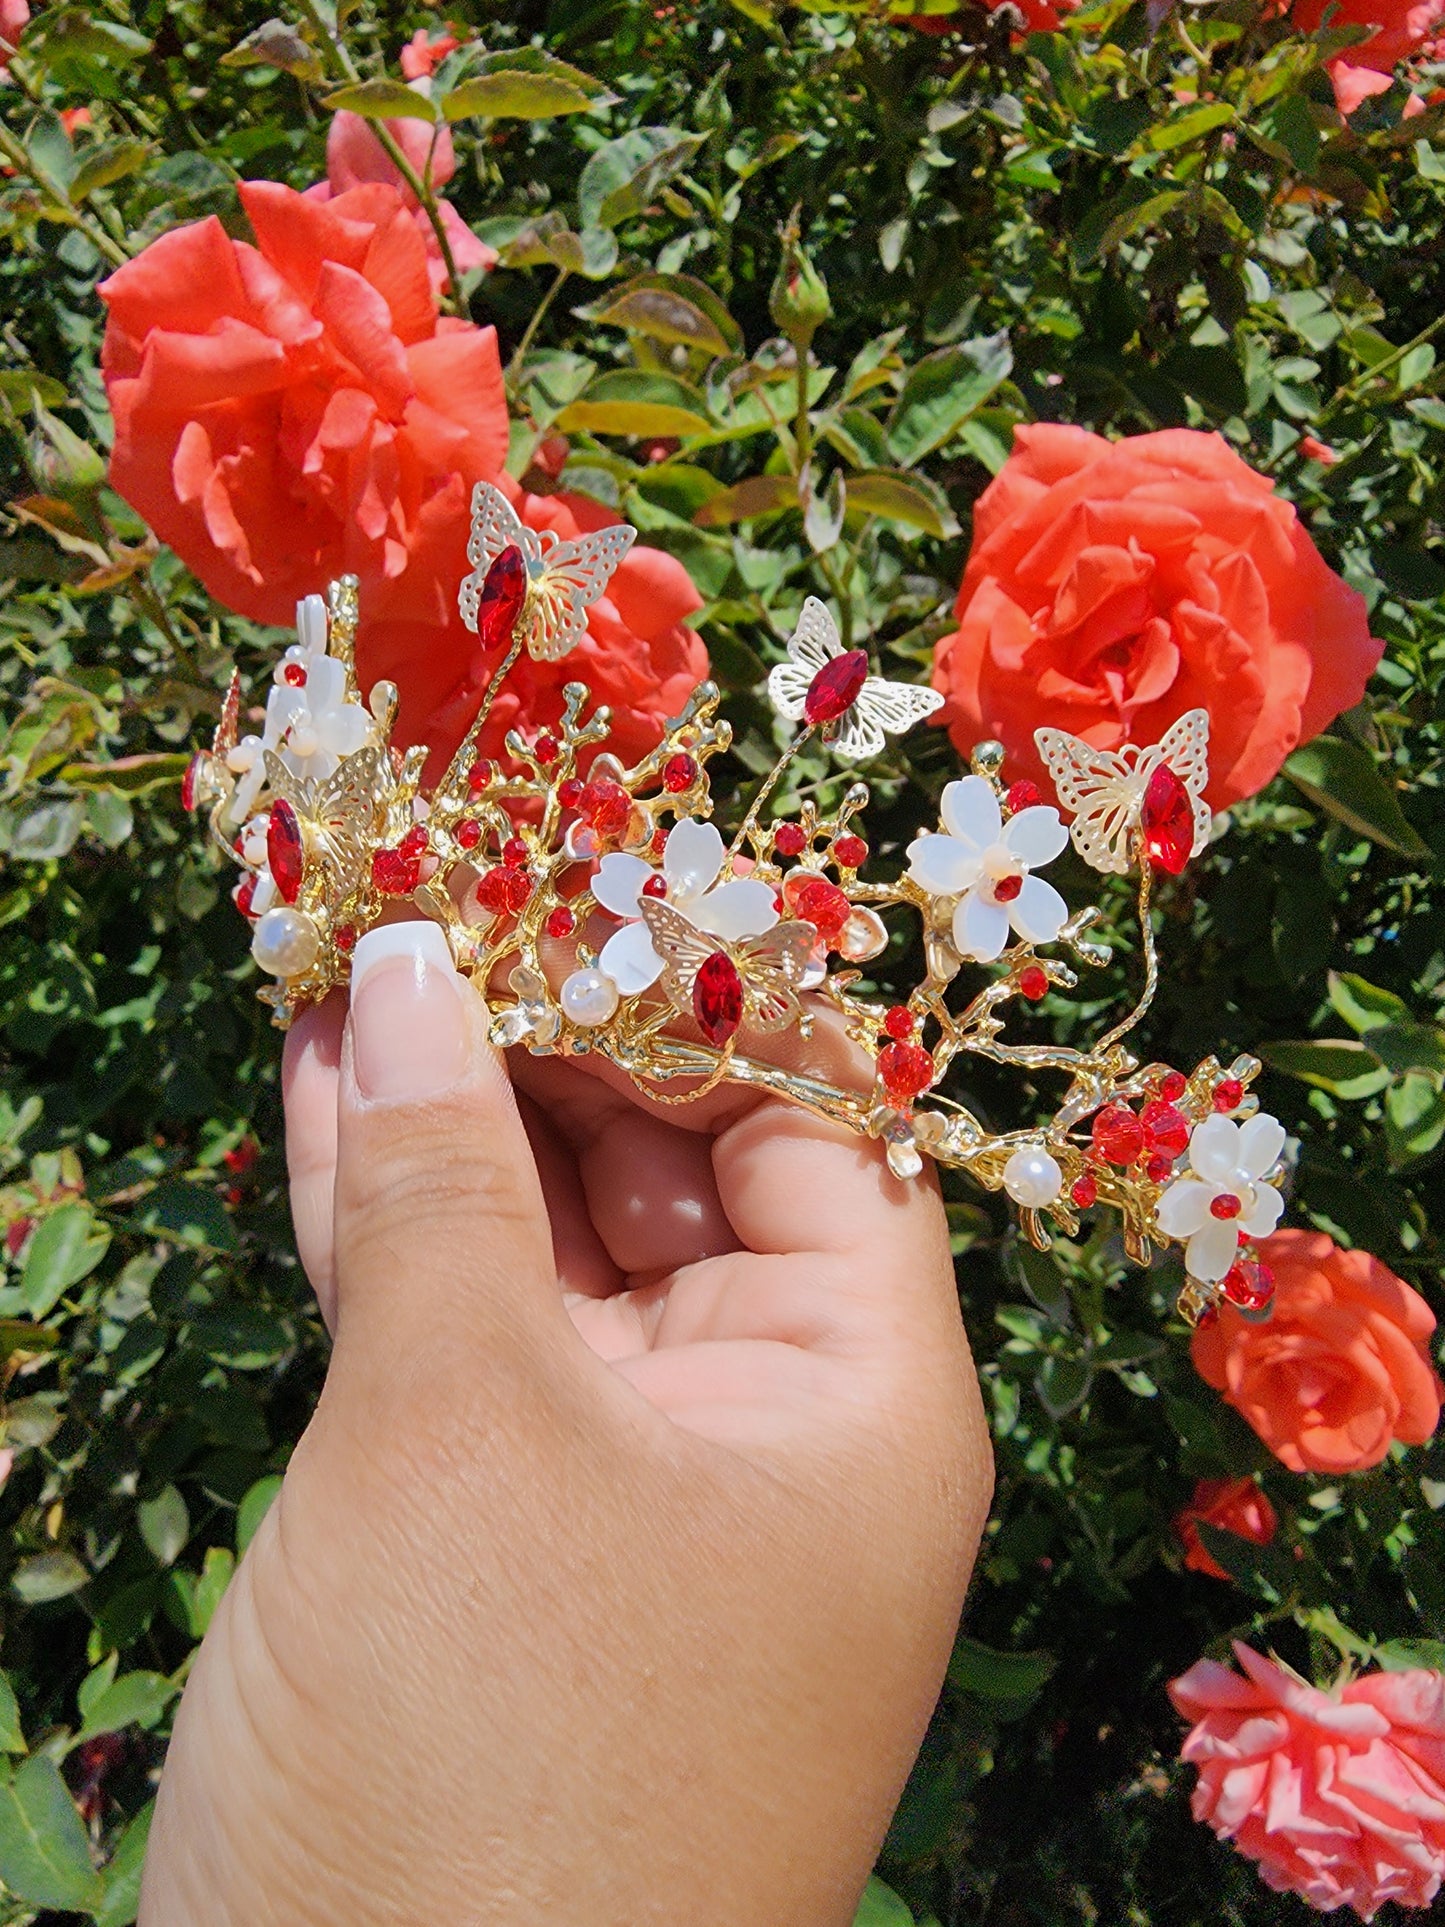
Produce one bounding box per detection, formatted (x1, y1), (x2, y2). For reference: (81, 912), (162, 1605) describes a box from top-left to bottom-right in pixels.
(182, 483), (1285, 1330)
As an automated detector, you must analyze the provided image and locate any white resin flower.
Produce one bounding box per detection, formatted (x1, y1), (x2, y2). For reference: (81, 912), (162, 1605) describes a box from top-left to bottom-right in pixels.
(1154, 1112), (1287, 1282)
(224, 596), (374, 823)
(906, 775), (1070, 963)
(592, 818), (779, 995)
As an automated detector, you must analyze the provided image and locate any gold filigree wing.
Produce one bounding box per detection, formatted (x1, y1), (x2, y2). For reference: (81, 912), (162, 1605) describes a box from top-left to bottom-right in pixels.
(767, 596), (840, 723)
(1156, 707), (1212, 860)
(312, 745), (389, 883)
(638, 898), (718, 1010)
(829, 676), (945, 764)
(525, 523), (637, 662)
(1033, 727), (1141, 876)
(212, 669), (242, 757)
(738, 921), (816, 1031)
(458, 483), (539, 631)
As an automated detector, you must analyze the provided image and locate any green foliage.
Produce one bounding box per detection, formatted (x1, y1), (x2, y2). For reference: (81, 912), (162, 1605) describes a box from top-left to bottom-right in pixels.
(0, 2), (1442, 1922)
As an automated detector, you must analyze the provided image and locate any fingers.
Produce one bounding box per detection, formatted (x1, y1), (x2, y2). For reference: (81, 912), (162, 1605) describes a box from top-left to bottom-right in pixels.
(281, 995), (344, 1331)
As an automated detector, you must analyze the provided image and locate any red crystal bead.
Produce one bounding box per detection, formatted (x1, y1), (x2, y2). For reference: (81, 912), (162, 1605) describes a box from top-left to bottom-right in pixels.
(1213, 1078), (1244, 1113)
(793, 877), (851, 944)
(1018, 965), (1049, 1002)
(504, 870), (532, 913)
(1222, 1260), (1274, 1311)
(475, 544), (528, 652)
(1092, 1104), (1144, 1165)
(1004, 779), (1043, 814)
(878, 1039), (935, 1103)
(559, 777), (585, 810)
(1141, 1099), (1190, 1157)
(693, 951), (744, 1047)
(1145, 1151), (1174, 1182)
(467, 759), (494, 795)
(400, 823), (429, 857)
(579, 779), (631, 840)
(476, 869), (510, 914)
(1210, 1191), (1242, 1220)
(773, 823), (807, 857)
(545, 906), (575, 940)
(641, 874), (668, 899)
(281, 661), (308, 687)
(1158, 1070), (1187, 1102)
(234, 874), (257, 919)
(334, 923), (356, 953)
(534, 733), (558, 765)
(371, 847), (421, 896)
(833, 834), (868, 869)
(181, 752), (205, 812)
(266, 798), (304, 905)
(803, 649), (869, 726)
(1070, 1173), (1098, 1209)
(663, 753), (698, 794)
(651, 826), (668, 855)
(1196, 1305), (1219, 1331)
(456, 818), (482, 850)
(1140, 763), (1194, 875)
(993, 873), (1023, 903)
(884, 1005), (915, 1040)
(502, 836), (528, 870)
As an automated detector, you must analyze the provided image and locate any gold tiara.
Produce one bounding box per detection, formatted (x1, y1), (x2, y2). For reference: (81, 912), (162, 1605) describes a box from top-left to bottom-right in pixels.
(183, 482), (1284, 1329)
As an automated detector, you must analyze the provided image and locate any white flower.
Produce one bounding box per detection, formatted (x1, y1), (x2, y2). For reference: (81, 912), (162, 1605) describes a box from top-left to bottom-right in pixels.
(906, 774), (1070, 963)
(1154, 1112), (1287, 1283)
(592, 818), (779, 995)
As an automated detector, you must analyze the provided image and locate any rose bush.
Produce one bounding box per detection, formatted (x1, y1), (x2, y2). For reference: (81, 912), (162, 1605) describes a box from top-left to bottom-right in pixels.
(1175, 1478), (1279, 1583)
(930, 425), (1382, 808)
(1290, 0), (1444, 113)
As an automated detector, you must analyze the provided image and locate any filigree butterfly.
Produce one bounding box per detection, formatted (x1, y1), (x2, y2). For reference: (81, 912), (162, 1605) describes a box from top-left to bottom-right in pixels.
(457, 481), (636, 663)
(1033, 708), (1212, 876)
(767, 597), (944, 764)
(639, 897), (817, 1046)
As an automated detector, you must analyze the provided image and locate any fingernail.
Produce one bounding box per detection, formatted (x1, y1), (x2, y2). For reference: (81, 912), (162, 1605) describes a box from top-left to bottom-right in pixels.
(350, 923), (470, 1102)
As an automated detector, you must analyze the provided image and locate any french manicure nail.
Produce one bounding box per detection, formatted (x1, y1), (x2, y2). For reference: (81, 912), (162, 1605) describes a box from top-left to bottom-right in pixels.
(350, 922), (470, 1102)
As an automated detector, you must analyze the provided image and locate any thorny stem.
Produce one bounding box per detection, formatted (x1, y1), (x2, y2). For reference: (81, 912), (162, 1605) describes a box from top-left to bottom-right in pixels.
(506, 268), (571, 393)
(727, 727), (815, 861)
(0, 115), (130, 268)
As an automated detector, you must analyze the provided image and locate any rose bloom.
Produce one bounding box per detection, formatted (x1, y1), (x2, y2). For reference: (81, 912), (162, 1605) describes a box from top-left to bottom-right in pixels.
(1191, 1230), (1442, 1474)
(0, 0), (26, 74)
(1175, 1477), (1278, 1582)
(901, 0), (1075, 32)
(931, 425), (1381, 810)
(399, 27), (460, 78)
(1290, 0), (1444, 114)
(1170, 1641), (1445, 1918)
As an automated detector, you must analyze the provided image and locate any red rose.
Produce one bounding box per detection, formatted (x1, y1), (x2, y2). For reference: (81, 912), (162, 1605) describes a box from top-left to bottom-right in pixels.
(399, 28), (460, 79)
(899, 0), (1074, 32)
(931, 425), (1381, 809)
(0, 0), (27, 74)
(1174, 1477), (1278, 1581)
(1191, 1230), (1441, 1474)
(1290, 0), (1444, 113)
(99, 179), (510, 632)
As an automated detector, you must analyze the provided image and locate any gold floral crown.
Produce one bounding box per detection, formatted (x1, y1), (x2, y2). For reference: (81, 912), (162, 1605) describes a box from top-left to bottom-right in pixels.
(184, 484), (1285, 1329)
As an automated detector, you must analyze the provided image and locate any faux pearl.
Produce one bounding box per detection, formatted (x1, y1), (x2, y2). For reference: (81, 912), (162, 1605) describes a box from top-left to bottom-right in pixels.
(251, 906), (320, 978)
(560, 968), (619, 1027)
(288, 723), (320, 759)
(1002, 1146), (1063, 1208)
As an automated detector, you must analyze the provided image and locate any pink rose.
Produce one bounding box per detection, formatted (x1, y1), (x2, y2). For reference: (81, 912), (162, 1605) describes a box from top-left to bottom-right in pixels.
(0, 0), (27, 75)
(1170, 1642), (1445, 1918)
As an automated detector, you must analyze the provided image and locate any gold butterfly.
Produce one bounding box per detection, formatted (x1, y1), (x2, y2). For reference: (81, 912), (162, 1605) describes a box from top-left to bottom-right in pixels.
(457, 481), (636, 662)
(638, 897), (817, 1043)
(1033, 708), (1212, 876)
(767, 597), (944, 763)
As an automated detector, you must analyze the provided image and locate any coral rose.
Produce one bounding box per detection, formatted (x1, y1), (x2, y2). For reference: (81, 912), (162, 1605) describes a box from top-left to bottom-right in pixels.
(1290, 0), (1444, 115)
(400, 27), (460, 79)
(1175, 1477), (1278, 1581)
(99, 179), (510, 632)
(931, 425), (1381, 809)
(1170, 1641), (1445, 1917)
(899, 0), (1075, 32)
(1191, 1230), (1441, 1474)
(0, 0), (26, 75)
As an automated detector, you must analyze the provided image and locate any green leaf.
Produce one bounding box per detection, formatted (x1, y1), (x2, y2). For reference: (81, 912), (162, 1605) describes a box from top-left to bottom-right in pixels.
(887, 332), (1012, 466)
(948, 1634), (1056, 1704)
(0, 1674), (25, 1754)
(853, 1874), (915, 1926)
(1261, 1039), (1391, 1099)
(1328, 971), (1411, 1035)
(236, 1474), (283, 1556)
(497, 213), (617, 279)
(95, 1799), (154, 1927)
(138, 1485), (189, 1567)
(1147, 101), (1235, 150)
(1075, 188), (1187, 266)
(0, 370), (68, 408)
(443, 52), (613, 124)
(555, 371), (713, 440)
(578, 128), (708, 231)
(11, 1551), (89, 1603)
(134, 1180), (238, 1253)
(1367, 1022), (1445, 1079)
(74, 1671), (176, 1744)
(191, 1546), (235, 1637)
(1036, 1352), (1092, 1418)
(804, 468), (847, 555)
(20, 1204), (109, 1318)
(692, 475), (799, 525)
(61, 752), (192, 796)
(0, 1754), (102, 1912)
(1385, 1073), (1445, 1165)
(1263, 94), (1322, 173)
(844, 469), (959, 538)
(322, 79), (438, 124)
(24, 9), (151, 67)
(1284, 739), (1430, 860)
(1415, 139), (1445, 183)
(68, 138), (153, 203)
(1376, 1638), (1445, 1672)
(585, 274), (736, 355)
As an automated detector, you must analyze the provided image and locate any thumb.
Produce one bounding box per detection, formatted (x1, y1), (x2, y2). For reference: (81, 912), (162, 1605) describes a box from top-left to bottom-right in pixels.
(328, 922), (560, 1372)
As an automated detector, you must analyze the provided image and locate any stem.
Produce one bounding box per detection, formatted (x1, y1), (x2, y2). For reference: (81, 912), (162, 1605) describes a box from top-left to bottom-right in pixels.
(727, 727), (814, 861)
(438, 631), (526, 799)
(1326, 310), (1445, 411)
(505, 267), (571, 392)
(0, 118), (130, 268)
(1093, 836), (1159, 1055)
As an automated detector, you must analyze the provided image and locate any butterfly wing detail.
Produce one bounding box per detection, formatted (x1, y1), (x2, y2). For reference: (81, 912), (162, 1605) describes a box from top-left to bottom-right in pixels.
(829, 677), (944, 764)
(638, 898), (719, 1012)
(1034, 728), (1142, 876)
(212, 669), (242, 758)
(458, 483), (539, 632)
(526, 523), (637, 662)
(737, 922), (816, 1032)
(767, 596), (842, 724)
(313, 745), (388, 886)
(1155, 707), (1212, 861)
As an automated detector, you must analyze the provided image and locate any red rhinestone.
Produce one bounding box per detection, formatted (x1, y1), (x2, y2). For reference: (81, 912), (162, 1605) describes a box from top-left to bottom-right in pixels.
(502, 836), (528, 870)
(1004, 779), (1043, 814)
(455, 818), (482, 850)
(1210, 1192), (1242, 1220)
(474, 544), (528, 653)
(534, 733), (558, 765)
(993, 872), (1023, 903)
(793, 878), (851, 944)
(1145, 1151), (1174, 1182)
(833, 834), (868, 869)
(545, 906), (575, 940)
(884, 1005), (915, 1040)
(1140, 763), (1194, 875)
(1018, 965), (1049, 1002)
(773, 823), (807, 857)
(693, 951), (744, 1047)
(400, 823), (429, 857)
(281, 661), (307, 687)
(641, 874), (668, 900)
(334, 923), (356, 953)
(371, 847), (421, 896)
(583, 781), (632, 840)
(1070, 1173), (1097, 1209)
(467, 759), (494, 795)
(803, 649), (870, 726)
(234, 874), (257, 919)
(1092, 1104), (1144, 1165)
(1158, 1070), (1187, 1102)
(559, 777), (585, 810)
(1214, 1078), (1244, 1113)
(1196, 1305), (1219, 1331)
(651, 826), (668, 855)
(1141, 1099), (1190, 1157)
(663, 753), (698, 794)
(878, 1039), (935, 1103)
(266, 798), (305, 905)
(476, 869), (510, 914)
(181, 752), (204, 812)
(1222, 1260), (1274, 1311)
(504, 870), (532, 913)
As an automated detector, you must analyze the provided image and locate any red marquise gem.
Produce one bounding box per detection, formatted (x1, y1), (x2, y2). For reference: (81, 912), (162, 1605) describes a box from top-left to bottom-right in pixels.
(773, 823), (807, 857)
(534, 733), (559, 765)
(1145, 1151), (1174, 1182)
(884, 1005), (915, 1040)
(1018, 965), (1049, 1002)
(878, 1039), (935, 1103)
(266, 799), (305, 904)
(1139, 763), (1194, 875)
(803, 649), (869, 726)
(234, 874), (257, 919)
(1070, 1173), (1098, 1209)
(1092, 1104), (1144, 1165)
(663, 753), (698, 794)
(180, 752), (205, 812)
(475, 544), (528, 652)
(1004, 779), (1043, 814)
(475, 869), (511, 914)
(833, 834), (868, 869)
(1222, 1260), (1274, 1311)
(693, 951), (744, 1047)
(1213, 1078), (1244, 1113)
(1141, 1099), (1190, 1157)
(559, 777), (585, 810)
(467, 759), (495, 795)
(502, 836), (528, 870)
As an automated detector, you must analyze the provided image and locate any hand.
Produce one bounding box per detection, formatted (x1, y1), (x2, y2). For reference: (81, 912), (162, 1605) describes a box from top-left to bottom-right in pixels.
(141, 922), (992, 1926)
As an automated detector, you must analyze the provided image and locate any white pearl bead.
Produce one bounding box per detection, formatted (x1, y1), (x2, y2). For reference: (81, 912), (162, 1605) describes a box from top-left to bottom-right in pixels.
(560, 968), (619, 1027)
(251, 907), (320, 978)
(1002, 1146), (1063, 1208)
(289, 724), (320, 759)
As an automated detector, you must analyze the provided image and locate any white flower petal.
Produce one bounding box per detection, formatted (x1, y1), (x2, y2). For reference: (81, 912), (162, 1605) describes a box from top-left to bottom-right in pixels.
(906, 832), (976, 898)
(1003, 805), (1068, 868)
(1155, 1178), (1216, 1239)
(592, 853), (653, 920)
(1187, 1218), (1240, 1284)
(694, 878), (779, 941)
(954, 889), (1010, 962)
(1241, 1183), (1285, 1238)
(1237, 1112), (1286, 1182)
(304, 656), (348, 707)
(940, 775), (1002, 851)
(262, 685), (306, 742)
(324, 705), (373, 758)
(1009, 873), (1069, 947)
(662, 817), (724, 902)
(598, 920), (664, 996)
(1189, 1114), (1242, 1186)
